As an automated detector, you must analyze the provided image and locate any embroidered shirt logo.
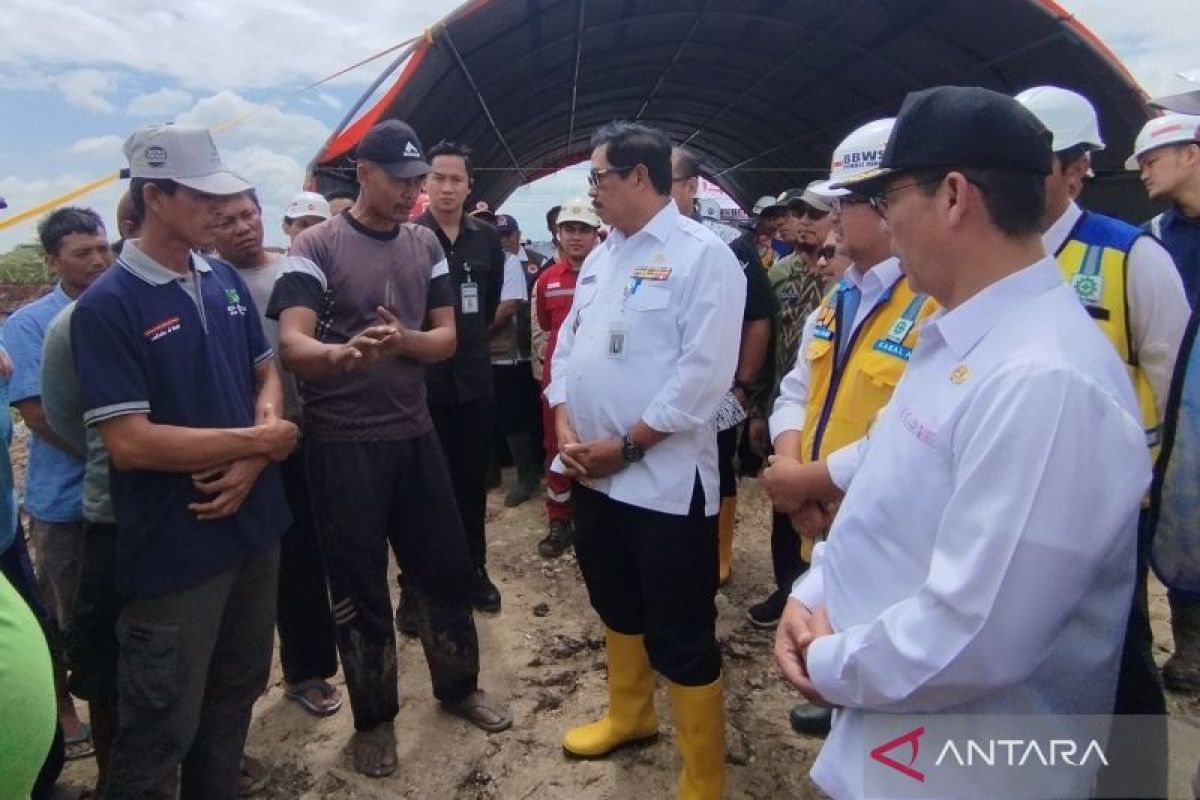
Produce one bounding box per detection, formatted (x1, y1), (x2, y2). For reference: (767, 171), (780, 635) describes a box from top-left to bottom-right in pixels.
(225, 287), (247, 317)
(144, 316), (182, 342)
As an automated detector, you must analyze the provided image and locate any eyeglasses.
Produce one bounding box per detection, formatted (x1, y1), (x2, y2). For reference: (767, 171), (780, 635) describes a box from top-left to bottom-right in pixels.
(869, 174), (990, 217)
(817, 244), (838, 261)
(588, 166), (636, 187)
(830, 195), (878, 214)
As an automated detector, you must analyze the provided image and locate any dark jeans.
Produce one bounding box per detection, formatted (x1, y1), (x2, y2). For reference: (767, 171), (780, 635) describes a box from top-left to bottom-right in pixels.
(1095, 510), (1168, 799)
(430, 400), (493, 569)
(104, 545), (279, 800)
(573, 477), (721, 686)
(1, 531), (64, 799)
(306, 434), (479, 732)
(770, 512), (808, 595)
(66, 522), (121, 702)
(492, 363), (539, 436)
(276, 447), (338, 686)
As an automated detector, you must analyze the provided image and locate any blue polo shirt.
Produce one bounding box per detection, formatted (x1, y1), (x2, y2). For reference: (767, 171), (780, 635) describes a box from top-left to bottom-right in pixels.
(4, 284), (84, 522)
(0, 346), (17, 555)
(1155, 206), (1200, 308)
(71, 242), (289, 598)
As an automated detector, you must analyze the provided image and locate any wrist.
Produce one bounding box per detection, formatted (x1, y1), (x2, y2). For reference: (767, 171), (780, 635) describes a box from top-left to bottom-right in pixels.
(620, 433), (645, 464)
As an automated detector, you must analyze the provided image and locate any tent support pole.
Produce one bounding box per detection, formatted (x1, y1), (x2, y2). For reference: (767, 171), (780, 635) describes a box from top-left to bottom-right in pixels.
(443, 28), (528, 183)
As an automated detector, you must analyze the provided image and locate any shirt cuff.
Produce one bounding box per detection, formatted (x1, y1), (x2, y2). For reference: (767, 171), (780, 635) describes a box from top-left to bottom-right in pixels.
(545, 378), (566, 407)
(826, 442), (860, 491)
(83, 401), (151, 427)
(791, 564), (824, 610)
(805, 632), (853, 709)
(768, 403), (805, 442)
(641, 398), (704, 433)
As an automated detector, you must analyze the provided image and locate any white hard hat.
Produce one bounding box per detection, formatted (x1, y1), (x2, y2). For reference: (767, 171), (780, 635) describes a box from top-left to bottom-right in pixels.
(810, 118), (896, 197)
(1126, 113), (1200, 169)
(556, 198), (601, 228)
(285, 191), (331, 221)
(1014, 86), (1105, 153)
(751, 195), (779, 215)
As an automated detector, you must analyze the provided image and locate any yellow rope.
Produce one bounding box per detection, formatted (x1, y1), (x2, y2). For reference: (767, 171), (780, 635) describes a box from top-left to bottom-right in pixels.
(0, 34), (422, 234)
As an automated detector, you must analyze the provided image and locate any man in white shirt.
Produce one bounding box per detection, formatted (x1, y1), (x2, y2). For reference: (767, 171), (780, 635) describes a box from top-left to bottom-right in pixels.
(547, 121), (745, 800)
(1018, 85), (1186, 798)
(769, 86), (1150, 799)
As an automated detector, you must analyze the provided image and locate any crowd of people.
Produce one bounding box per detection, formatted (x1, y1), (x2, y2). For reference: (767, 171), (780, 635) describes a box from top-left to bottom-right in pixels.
(0, 78), (1198, 800)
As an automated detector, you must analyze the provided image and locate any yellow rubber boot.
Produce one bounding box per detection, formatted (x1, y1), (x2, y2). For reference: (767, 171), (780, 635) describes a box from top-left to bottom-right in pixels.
(668, 678), (725, 800)
(563, 629), (658, 757)
(717, 497), (737, 585)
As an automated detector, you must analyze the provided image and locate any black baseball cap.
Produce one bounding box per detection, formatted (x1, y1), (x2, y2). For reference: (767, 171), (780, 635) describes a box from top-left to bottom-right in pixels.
(833, 85), (1053, 194)
(355, 119), (431, 178)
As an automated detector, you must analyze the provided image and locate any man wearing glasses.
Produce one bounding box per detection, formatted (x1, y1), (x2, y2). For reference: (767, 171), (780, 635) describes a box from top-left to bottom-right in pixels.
(768, 86), (1149, 799)
(549, 121), (745, 799)
(759, 120), (939, 740)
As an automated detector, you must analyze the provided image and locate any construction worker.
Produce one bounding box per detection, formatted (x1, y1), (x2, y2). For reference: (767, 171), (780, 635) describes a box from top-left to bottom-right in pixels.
(530, 199), (602, 557)
(762, 117), (939, 736)
(1017, 84), (1188, 798)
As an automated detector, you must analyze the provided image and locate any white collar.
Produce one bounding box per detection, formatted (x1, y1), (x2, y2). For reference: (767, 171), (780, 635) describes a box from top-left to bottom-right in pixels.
(1042, 201), (1082, 257)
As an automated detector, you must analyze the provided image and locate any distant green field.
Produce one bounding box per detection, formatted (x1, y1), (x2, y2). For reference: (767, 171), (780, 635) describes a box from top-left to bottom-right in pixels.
(0, 244), (51, 284)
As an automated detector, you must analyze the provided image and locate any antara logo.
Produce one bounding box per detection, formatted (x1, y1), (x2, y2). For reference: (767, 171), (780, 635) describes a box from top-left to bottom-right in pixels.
(871, 726), (926, 782)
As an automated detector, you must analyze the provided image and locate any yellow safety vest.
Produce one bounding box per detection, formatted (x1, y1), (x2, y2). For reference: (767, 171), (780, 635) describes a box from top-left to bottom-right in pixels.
(1055, 209), (1159, 452)
(801, 275), (939, 462)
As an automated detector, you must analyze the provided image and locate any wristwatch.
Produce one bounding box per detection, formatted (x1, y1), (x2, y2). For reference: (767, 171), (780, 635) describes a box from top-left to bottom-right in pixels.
(621, 433), (645, 464)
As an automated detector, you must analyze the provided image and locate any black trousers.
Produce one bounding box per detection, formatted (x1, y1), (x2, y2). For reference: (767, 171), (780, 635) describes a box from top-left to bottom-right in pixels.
(306, 434), (479, 731)
(66, 522), (121, 703)
(276, 446), (338, 686)
(1095, 509), (1168, 799)
(573, 478), (721, 686)
(492, 364), (539, 435)
(429, 400), (493, 569)
(770, 512), (808, 595)
(717, 426), (738, 499)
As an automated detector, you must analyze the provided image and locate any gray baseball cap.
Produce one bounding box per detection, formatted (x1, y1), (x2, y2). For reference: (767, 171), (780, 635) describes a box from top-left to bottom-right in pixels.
(123, 124), (250, 195)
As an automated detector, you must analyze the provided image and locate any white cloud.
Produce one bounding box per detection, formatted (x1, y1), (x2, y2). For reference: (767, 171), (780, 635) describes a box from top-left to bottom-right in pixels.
(0, 0), (450, 93)
(67, 134), (124, 159)
(54, 69), (117, 113)
(128, 87), (194, 117)
(173, 90), (331, 165)
(0, 174), (124, 250)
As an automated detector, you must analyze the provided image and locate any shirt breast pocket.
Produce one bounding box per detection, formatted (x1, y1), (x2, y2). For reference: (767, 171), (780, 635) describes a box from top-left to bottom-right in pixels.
(806, 338), (832, 362)
(626, 284), (670, 312)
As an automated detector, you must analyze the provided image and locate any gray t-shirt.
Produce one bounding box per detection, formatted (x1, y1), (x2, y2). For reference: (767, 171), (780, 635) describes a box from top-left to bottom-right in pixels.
(267, 212), (453, 442)
(42, 304), (113, 524)
(237, 255), (304, 422)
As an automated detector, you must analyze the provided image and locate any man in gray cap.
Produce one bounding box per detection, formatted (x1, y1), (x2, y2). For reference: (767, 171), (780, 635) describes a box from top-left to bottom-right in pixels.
(71, 124), (299, 798)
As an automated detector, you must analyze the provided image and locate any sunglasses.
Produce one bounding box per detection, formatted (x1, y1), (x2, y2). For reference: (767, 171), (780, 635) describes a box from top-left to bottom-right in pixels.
(817, 244), (838, 261)
(789, 204), (830, 221)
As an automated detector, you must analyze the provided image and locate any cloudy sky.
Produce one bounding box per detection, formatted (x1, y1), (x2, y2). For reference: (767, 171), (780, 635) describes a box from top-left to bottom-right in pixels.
(1, 0), (1197, 252)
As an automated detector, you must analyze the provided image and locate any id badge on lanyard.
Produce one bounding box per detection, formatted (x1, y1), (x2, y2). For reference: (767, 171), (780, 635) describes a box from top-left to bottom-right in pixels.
(461, 264), (479, 315)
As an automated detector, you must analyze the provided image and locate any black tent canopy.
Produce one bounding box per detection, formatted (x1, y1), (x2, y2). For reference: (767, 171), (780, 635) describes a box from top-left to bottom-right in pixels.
(311, 0), (1153, 218)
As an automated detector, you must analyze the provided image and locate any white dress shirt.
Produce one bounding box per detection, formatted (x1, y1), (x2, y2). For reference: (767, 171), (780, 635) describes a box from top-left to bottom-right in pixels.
(546, 202), (745, 516)
(1044, 200), (1188, 419)
(767, 257), (903, 442)
(792, 258), (1150, 799)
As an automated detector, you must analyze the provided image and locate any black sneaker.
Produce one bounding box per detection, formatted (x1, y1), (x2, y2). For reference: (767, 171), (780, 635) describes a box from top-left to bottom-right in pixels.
(537, 519), (574, 558)
(746, 589), (788, 628)
(395, 590), (419, 637)
(473, 567), (502, 613)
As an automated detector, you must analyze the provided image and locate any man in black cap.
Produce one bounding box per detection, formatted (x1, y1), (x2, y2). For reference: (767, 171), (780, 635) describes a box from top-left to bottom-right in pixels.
(270, 119), (511, 779)
(768, 86), (1149, 798)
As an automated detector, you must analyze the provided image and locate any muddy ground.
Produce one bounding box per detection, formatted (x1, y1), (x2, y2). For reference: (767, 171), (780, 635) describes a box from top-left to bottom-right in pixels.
(45, 462), (1199, 799)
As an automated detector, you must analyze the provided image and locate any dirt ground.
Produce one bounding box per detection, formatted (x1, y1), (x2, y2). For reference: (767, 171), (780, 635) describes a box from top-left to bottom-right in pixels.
(45, 464), (1200, 799)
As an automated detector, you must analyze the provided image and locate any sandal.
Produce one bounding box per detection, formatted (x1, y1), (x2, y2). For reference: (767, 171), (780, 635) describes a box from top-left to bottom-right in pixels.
(284, 680), (342, 717)
(442, 689), (513, 733)
(64, 722), (94, 761)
